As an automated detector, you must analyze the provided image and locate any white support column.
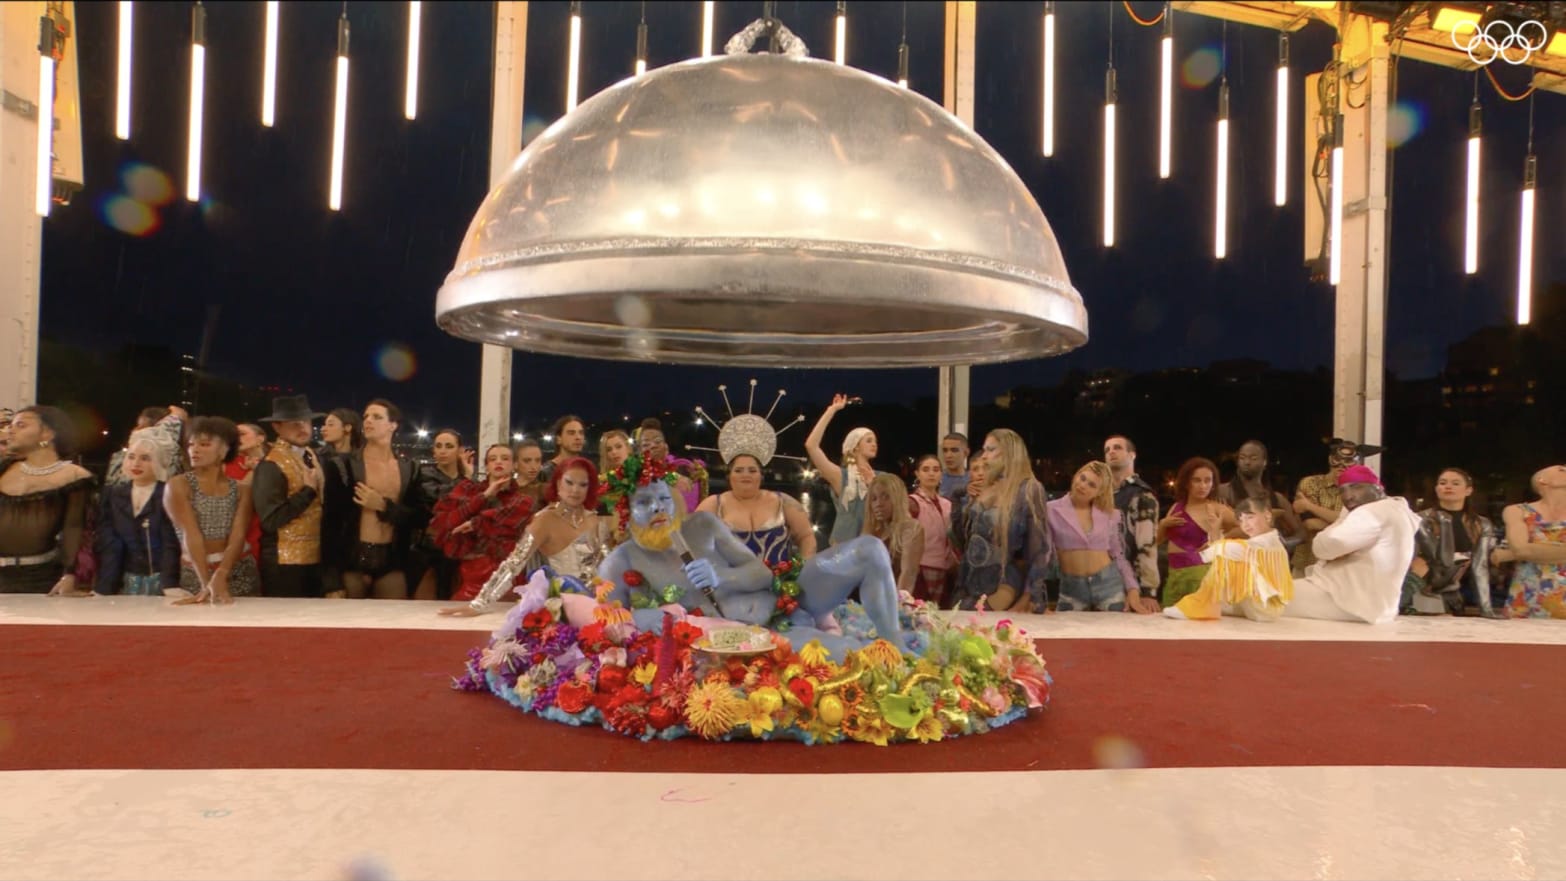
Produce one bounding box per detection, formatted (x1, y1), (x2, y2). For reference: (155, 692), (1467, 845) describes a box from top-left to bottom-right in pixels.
(480, 0), (527, 450)
(938, 0), (975, 444)
(1333, 15), (1389, 472)
(0, 1), (46, 408)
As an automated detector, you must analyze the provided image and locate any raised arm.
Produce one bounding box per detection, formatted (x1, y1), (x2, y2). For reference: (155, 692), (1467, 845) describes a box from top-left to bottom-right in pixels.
(804, 395), (849, 498)
(1500, 505), (1566, 564)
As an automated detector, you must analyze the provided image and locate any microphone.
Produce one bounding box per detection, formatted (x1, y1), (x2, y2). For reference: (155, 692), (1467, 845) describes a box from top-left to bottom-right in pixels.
(670, 528), (725, 617)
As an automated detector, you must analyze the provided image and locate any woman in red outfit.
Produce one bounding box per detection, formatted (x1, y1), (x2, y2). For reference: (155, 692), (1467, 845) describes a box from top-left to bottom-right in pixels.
(223, 422), (268, 569)
(429, 444), (535, 602)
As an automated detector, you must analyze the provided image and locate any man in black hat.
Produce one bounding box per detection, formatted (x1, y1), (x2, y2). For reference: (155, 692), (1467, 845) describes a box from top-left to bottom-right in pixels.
(252, 396), (326, 598)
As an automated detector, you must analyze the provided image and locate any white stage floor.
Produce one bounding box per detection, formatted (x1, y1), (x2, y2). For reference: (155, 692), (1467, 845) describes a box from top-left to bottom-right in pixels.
(2, 595), (1562, 881)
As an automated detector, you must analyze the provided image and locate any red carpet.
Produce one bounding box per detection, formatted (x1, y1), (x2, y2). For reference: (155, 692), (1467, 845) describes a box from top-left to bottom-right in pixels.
(1, 625), (1559, 773)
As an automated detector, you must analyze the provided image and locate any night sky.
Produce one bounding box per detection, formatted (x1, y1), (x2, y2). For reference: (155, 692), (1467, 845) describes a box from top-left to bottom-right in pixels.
(41, 1), (1564, 436)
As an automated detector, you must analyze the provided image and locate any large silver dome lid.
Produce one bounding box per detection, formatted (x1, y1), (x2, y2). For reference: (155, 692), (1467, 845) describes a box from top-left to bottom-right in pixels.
(437, 29), (1087, 367)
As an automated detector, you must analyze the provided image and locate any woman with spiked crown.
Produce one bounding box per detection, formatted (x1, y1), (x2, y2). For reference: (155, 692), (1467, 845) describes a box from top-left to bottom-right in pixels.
(692, 383), (816, 569)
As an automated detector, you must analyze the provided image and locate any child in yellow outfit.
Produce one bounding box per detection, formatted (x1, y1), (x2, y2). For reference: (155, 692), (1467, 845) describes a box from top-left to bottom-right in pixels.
(1165, 497), (1293, 621)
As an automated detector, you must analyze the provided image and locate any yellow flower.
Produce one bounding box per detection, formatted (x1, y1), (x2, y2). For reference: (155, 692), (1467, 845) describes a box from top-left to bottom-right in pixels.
(593, 602), (632, 626)
(799, 641), (832, 668)
(782, 663), (805, 682)
(851, 715), (895, 747)
(911, 713), (945, 744)
(685, 681), (746, 740)
(800, 708), (841, 745)
(631, 662), (657, 687)
(746, 687), (782, 737)
(860, 639), (904, 672)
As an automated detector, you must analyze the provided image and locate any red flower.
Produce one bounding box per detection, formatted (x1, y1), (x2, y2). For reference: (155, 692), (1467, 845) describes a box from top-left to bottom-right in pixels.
(670, 621), (704, 649)
(727, 663), (748, 685)
(614, 684), (651, 709)
(647, 704), (680, 731)
(577, 622), (610, 652)
(788, 677), (815, 708)
(597, 665), (628, 694)
(623, 569), (646, 587)
(522, 610), (554, 631)
(555, 681), (592, 714)
(609, 705), (648, 737)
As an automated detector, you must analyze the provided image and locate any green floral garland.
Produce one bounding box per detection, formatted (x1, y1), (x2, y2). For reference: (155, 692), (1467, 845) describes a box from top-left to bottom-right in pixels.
(767, 555), (804, 630)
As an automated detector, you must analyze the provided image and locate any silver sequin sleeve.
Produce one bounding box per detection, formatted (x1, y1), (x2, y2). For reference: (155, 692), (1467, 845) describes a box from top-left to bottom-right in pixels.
(468, 530), (539, 614)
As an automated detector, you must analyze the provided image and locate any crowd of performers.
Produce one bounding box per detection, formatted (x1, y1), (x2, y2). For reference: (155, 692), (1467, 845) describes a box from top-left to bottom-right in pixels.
(1, 398), (1563, 624)
(4, 393), (1564, 744)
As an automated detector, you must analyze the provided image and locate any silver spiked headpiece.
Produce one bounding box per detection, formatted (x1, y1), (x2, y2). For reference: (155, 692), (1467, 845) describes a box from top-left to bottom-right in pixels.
(687, 379), (806, 467)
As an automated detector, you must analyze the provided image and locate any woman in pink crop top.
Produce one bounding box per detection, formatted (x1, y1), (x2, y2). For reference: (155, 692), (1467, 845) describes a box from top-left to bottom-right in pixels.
(1045, 462), (1160, 613)
(1157, 457), (1242, 607)
(910, 454), (956, 606)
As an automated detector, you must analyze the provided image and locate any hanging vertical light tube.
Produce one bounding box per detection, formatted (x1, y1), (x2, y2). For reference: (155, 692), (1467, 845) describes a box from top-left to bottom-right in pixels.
(1215, 79), (1230, 259)
(1463, 99), (1481, 275)
(1104, 67), (1118, 248)
(635, 3), (648, 77)
(262, 1), (278, 126)
(1158, 6), (1172, 179)
(404, 1), (421, 120)
(701, 0), (714, 57)
(1517, 152), (1536, 325)
(329, 8), (350, 212)
(1328, 119), (1344, 285)
(835, 1), (847, 65)
(36, 14), (56, 217)
(186, 2), (206, 203)
(896, 0), (908, 88)
(115, 2), (132, 140)
(1042, 2), (1055, 156)
(1274, 33), (1288, 206)
(566, 1), (581, 111)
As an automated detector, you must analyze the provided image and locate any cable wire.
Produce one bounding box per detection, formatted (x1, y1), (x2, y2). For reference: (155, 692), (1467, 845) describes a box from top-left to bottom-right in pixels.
(1122, 1), (1165, 27)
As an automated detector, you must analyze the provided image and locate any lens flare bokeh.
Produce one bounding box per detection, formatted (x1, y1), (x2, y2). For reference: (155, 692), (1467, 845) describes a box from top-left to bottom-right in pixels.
(100, 195), (159, 236)
(1387, 100), (1426, 148)
(375, 343), (418, 382)
(99, 163), (176, 237)
(122, 163), (175, 206)
(1181, 47), (1222, 89)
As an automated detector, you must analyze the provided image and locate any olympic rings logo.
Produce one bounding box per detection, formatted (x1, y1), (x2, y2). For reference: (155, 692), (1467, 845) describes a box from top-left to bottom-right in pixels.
(1450, 19), (1548, 66)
